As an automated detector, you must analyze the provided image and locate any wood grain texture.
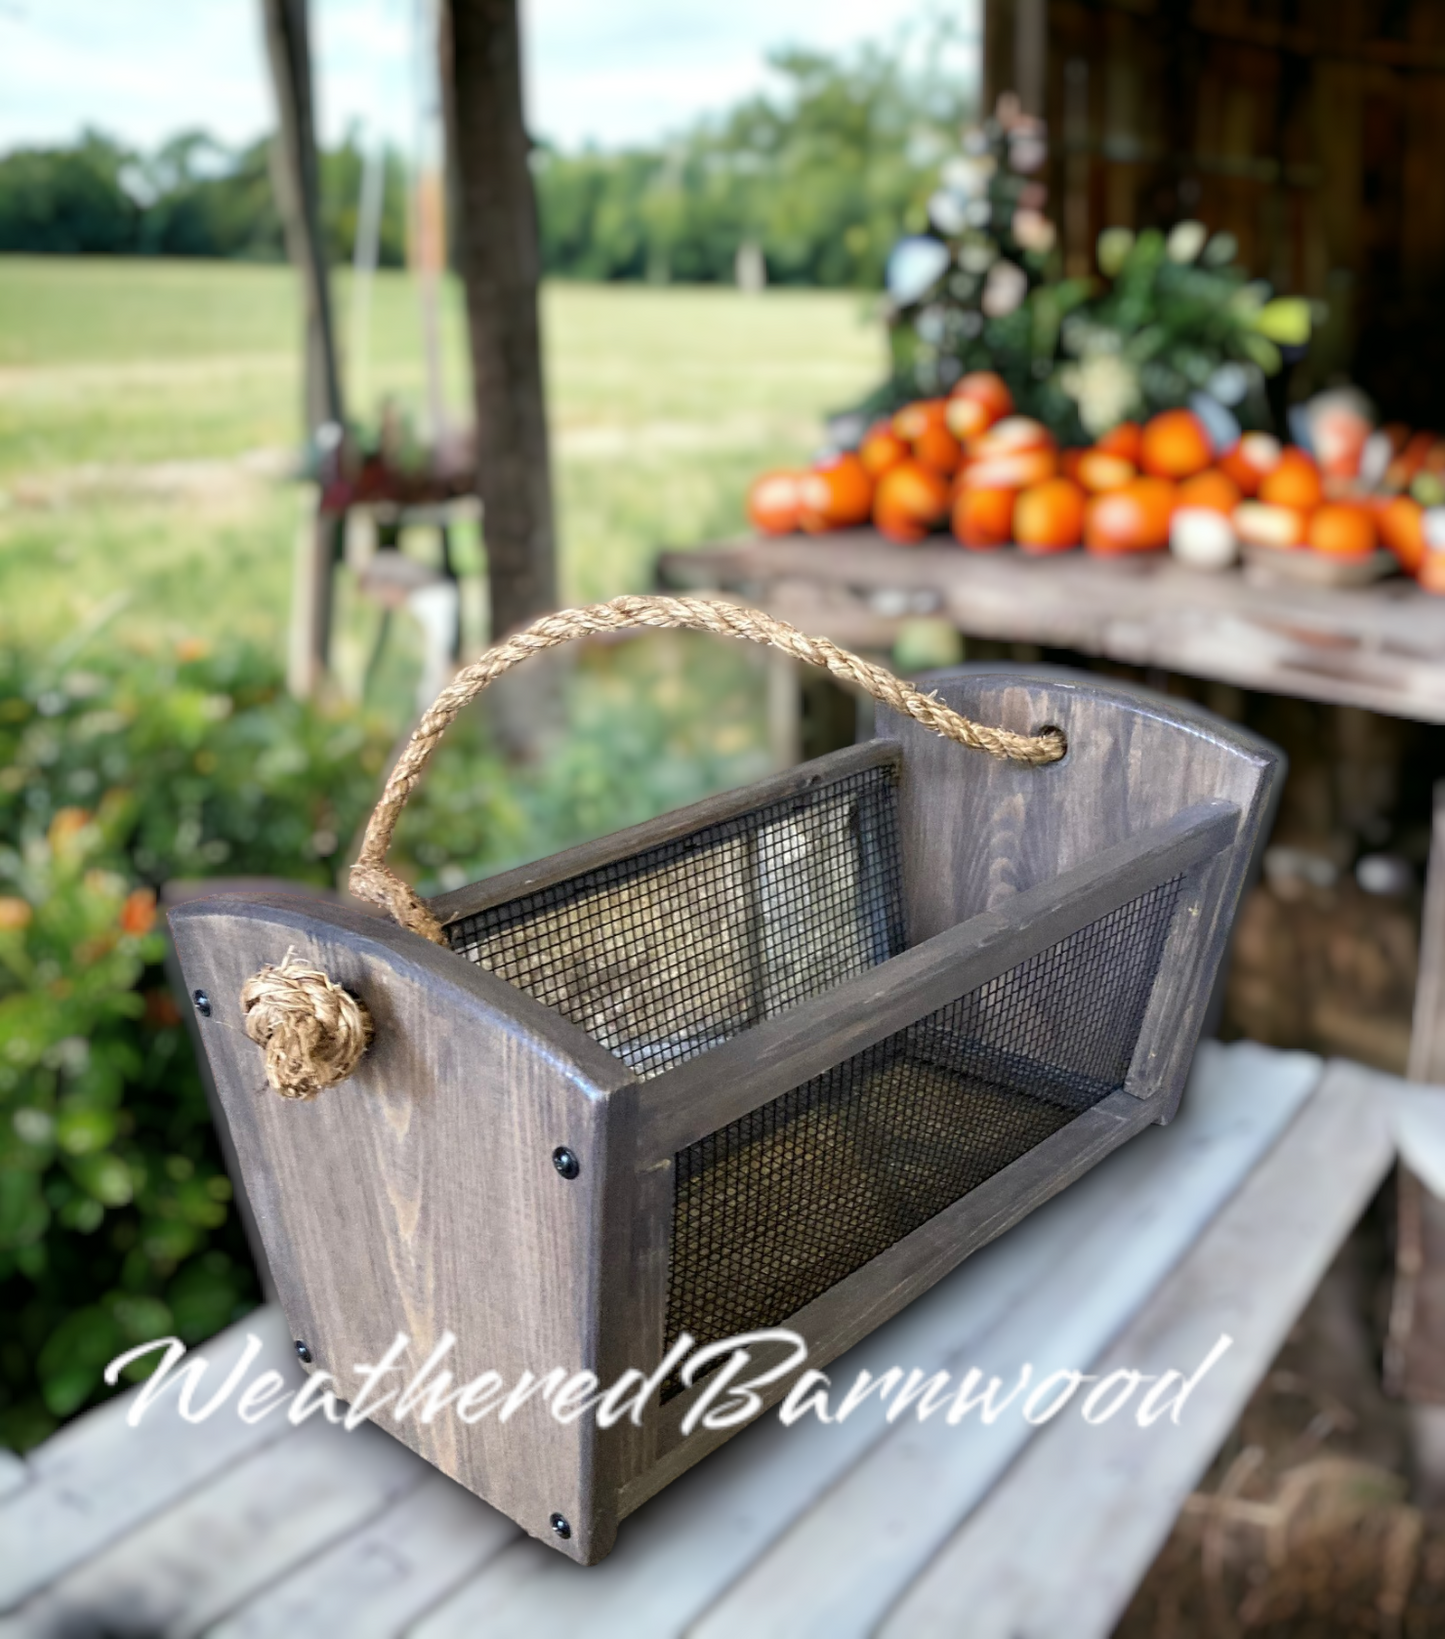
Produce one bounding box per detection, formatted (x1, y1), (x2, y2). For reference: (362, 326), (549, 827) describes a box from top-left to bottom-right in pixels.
(1409, 781), (1445, 1084)
(0, 1307), (304, 1612)
(0, 1418), (421, 1639)
(879, 666), (1281, 1123)
(659, 535), (1445, 724)
(876, 1057), (1396, 1639)
(168, 893), (634, 1565)
(208, 1468), (517, 1639)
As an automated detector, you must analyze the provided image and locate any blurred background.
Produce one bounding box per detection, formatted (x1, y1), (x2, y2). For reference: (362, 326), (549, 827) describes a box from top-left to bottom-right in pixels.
(0, 0), (981, 1453)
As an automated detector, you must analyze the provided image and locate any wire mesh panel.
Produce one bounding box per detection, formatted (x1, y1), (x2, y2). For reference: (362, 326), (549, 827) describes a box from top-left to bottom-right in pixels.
(664, 876), (1185, 1378)
(446, 763), (905, 1078)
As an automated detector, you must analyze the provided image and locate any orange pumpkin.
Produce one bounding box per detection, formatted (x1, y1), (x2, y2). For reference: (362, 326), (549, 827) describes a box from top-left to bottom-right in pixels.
(1379, 495), (1426, 574)
(860, 424), (910, 480)
(912, 421), (964, 477)
(874, 459), (951, 543)
(959, 447), (1058, 492)
(944, 395), (996, 442)
(1015, 478), (1086, 554)
(950, 371), (1013, 421)
(952, 486), (1016, 550)
(1076, 450), (1136, 494)
(748, 470), (805, 535)
(1140, 410), (1213, 480)
(1307, 503), (1376, 558)
(971, 416), (1054, 458)
(1175, 469), (1242, 514)
(1259, 449), (1323, 511)
(892, 399), (949, 442)
(1085, 477), (1176, 554)
(1096, 422), (1143, 464)
(1233, 501), (1308, 549)
(798, 453), (873, 532)
(1218, 433), (1282, 497)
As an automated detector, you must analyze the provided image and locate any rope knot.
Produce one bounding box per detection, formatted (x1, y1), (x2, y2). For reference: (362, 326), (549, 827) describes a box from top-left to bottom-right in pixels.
(240, 951), (374, 1100)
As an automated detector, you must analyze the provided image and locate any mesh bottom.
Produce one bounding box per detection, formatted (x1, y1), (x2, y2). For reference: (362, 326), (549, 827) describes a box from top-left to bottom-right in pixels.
(446, 762), (904, 1078)
(664, 876), (1184, 1382)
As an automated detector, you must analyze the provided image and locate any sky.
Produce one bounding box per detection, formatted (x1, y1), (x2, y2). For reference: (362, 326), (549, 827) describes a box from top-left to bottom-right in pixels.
(0, 0), (978, 157)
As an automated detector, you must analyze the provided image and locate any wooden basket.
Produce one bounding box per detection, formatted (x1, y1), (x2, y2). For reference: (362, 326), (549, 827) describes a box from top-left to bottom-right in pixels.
(170, 632), (1280, 1565)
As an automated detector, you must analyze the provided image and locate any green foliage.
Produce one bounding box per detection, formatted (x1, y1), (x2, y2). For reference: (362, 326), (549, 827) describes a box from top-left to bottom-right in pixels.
(0, 132), (140, 255)
(877, 104), (1317, 440)
(0, 644), (388, 887)
(0, 641), (394, 1449)
(0, 628), (769, 1448)
(535, 28), (972, 288)
(0, 128), (407, 266)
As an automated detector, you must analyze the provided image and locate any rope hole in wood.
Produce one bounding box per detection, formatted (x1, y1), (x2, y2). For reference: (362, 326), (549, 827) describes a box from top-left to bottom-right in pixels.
(241, 594), (1066, 1098)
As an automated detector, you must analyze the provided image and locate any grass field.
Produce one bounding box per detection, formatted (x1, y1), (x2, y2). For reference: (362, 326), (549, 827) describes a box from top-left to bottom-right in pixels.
(0, 256), (886, 654)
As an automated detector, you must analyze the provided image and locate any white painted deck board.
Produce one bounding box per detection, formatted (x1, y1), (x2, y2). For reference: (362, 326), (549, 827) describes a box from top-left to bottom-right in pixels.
(414, 1041), (1318, 1639)
(0, 1042), (1393, 1639)
(208, 1467), (517, 1639)
(0, 1306), (306, 1609)
(685, 1042), (1322, 1639)
(0, 1417), (423, 1639)
(877, 1057), (1398, 1639)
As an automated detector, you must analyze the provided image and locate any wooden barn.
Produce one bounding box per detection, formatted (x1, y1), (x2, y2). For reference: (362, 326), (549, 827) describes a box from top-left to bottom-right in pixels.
(985, 0), (1445, 424)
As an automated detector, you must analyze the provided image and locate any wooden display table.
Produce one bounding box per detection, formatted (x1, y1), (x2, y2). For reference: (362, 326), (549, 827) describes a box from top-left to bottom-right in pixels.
(0, 1044), (1400, 1638)
(658, 532), (1445, 724)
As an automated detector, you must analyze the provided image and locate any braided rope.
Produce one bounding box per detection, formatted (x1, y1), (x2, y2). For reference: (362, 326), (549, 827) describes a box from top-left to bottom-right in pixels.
(348, 594), (1065, 945)
(240, 951), (374, 1100)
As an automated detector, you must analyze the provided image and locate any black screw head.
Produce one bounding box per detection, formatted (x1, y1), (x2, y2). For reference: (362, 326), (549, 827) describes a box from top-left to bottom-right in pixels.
(193, 990), (212, 1017)
(552, 1147), (580, 1180)
(295, 1340), (313, 1364)
(550, 1512), (571, 1540)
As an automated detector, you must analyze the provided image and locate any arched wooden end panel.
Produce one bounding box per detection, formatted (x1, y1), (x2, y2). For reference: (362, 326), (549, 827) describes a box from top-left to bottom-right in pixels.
(881, 667), (1284, 1122)
(167, 894), (635, 1565)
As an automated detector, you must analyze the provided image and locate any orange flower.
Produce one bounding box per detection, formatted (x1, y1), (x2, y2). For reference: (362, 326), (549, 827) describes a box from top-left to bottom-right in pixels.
(176, 637), (210, 662)
(120, 887), (157, 937)
(0, 896), (32, 931)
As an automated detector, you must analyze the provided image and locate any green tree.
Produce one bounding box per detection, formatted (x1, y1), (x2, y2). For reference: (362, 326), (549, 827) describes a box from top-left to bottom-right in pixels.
(0, 131), (139, 254)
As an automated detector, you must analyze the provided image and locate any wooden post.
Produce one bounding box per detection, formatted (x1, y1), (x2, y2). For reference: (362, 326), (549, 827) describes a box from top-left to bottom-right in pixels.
(983, 0), (1047, 116)
(262, 0), (346, 697)
(1388, 783), (1445, 1425)
(439, 0), (558, 642)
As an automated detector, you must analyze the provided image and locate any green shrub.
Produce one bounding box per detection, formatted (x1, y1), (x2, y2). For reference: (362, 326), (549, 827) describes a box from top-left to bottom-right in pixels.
(0, 640), (392, 1449)
(0, 630), (766, 1449)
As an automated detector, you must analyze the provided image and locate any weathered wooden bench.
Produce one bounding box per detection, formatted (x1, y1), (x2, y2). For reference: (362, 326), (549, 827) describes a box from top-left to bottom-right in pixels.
(0, 1040), (1410, 1637)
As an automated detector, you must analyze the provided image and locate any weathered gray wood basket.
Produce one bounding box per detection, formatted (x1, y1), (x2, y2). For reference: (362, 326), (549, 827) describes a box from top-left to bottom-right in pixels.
(170, 665), (1281, 1564)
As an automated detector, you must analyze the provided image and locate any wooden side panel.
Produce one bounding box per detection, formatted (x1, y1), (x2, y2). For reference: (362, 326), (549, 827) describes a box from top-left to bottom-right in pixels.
(882, 669), (1279, 1121)
(167, 894), (635, 1565)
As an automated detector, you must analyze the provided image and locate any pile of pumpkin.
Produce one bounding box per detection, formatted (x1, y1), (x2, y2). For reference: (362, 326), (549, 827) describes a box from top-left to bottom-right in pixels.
(747, 372), (1444, 590)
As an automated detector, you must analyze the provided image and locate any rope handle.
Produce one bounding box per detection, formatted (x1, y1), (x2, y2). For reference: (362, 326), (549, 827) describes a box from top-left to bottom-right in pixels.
(241, 594), (1065, 1098)
(347, 594), (1065, 944)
